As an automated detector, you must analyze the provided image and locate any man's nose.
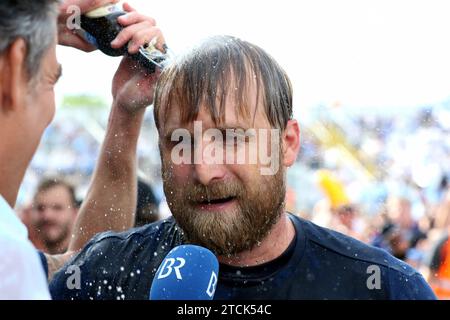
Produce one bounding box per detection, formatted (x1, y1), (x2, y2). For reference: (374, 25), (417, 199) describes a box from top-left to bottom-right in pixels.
(193, 162), (227, 186)
(193, 139), (227, 186)
(39, 206), (56, 220)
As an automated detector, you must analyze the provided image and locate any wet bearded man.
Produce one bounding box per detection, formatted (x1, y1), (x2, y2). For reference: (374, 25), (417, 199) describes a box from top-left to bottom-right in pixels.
(155, 36), (298, 262)
(50, 35), (436, 300)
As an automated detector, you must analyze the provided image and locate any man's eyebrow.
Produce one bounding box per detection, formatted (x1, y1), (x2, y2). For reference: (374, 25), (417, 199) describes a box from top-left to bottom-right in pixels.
(162, 123), (257, 140)
(163, 128), (193, 141)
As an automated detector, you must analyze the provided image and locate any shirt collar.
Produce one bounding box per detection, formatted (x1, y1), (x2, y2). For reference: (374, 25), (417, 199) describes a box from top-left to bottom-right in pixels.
(0, 194), (28, 239)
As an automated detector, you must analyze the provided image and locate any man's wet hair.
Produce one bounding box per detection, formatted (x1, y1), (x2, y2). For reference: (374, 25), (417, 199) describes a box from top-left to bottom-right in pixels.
(154, 35), (293, 131)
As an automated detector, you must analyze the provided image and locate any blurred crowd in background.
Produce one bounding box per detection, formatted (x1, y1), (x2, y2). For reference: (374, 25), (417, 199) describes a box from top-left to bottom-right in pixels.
(14, 98), (450, 299)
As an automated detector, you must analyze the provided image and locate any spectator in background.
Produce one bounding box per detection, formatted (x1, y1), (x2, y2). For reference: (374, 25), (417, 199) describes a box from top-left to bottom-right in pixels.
(31, 178), (78, 254)
(424, 189), (450, 299)
(427, 227), (450, 300)
(387, 196), (427, 260)
(331, 204), (367, 242)
(372, 223), (410, 261)
(370, 196), (428, 269)
(387, 197), (415, 233)
(135, 179), (160, 227)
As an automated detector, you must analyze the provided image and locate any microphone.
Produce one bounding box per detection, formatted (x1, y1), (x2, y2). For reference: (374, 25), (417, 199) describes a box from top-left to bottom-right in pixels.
(150, 245), (219, 300)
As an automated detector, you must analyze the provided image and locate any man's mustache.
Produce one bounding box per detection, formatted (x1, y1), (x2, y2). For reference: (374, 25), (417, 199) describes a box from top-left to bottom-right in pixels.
(183, 181), (245, 203)
(36, 221), (60, 230)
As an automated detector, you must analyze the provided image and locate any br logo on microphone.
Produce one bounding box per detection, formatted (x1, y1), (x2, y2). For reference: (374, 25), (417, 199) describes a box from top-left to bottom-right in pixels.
(206, 271), (218, 298)
(157, 257), (186, 280)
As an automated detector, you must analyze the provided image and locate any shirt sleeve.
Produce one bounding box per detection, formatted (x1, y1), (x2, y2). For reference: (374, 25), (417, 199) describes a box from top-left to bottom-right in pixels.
(388, 269), (437, 300)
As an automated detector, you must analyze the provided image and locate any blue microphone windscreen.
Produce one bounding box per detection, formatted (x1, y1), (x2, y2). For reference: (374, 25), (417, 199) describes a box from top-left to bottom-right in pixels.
(150, 245), (219, 300)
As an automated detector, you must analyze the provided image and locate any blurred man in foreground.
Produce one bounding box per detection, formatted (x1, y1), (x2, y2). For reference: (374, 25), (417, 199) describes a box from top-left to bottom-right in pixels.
(0, 0), (164, 299)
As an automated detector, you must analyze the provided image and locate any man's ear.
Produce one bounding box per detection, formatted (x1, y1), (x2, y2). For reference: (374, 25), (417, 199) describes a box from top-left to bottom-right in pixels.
(0, 38), (28, 113)
(282, 119), (301, 167)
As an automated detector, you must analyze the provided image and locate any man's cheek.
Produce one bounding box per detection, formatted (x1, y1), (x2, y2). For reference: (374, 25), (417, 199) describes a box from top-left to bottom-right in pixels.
(171, 164), (192, 183)
(227, 164), (256, 185)
(162, 163), (184, 185)
(161, 150), (173, 173)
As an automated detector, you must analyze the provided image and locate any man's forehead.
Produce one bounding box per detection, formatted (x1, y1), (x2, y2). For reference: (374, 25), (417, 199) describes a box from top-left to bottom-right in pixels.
(38, 185), (69, 196)
(161, 93), (269, 134)
(165, 110), (250, 130)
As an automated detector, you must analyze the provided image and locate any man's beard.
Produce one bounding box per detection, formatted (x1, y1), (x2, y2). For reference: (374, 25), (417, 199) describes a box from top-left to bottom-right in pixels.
(37, 222), (71, 252)
(162, 164), (286, 256)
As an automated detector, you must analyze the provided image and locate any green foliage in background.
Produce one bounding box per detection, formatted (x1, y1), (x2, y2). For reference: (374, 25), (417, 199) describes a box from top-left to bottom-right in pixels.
(61, 95), (108, 109)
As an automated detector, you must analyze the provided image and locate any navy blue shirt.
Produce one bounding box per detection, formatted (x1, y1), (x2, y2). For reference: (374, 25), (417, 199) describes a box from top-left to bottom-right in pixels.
(49, 214), (436, 300)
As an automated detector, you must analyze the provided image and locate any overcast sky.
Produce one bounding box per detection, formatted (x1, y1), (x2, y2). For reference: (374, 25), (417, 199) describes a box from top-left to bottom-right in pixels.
(55, 0), (450, 116)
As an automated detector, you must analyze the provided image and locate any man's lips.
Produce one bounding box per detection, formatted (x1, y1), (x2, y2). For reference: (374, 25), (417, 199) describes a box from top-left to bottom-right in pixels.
(38, 223), (58, 231)
(192, 196), (237, 211)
